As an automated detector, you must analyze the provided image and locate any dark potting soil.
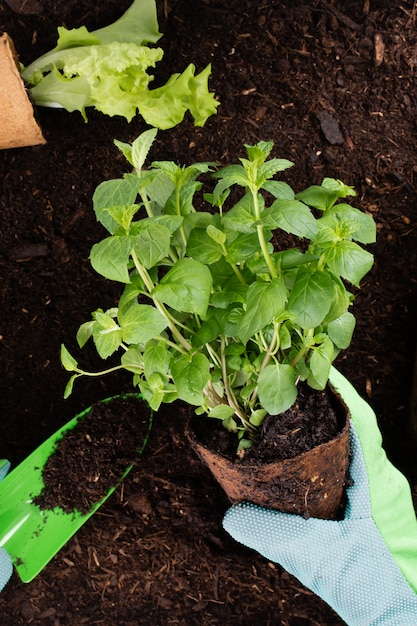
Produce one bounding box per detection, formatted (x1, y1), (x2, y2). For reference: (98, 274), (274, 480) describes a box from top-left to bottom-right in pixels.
(1, 0), (417, 624)
(192, 383), (342, 464)
(252, 384), (343, 463)
(34, 396), (152, 514)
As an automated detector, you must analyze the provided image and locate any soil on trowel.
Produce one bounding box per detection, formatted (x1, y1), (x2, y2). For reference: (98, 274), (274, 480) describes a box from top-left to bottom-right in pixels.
(34, 396), (152, 514)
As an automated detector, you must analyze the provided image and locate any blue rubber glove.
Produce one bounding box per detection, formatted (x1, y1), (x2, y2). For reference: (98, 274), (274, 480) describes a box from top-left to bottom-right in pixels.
(223, 369), (417, 626)
(0, 460), (13, 592)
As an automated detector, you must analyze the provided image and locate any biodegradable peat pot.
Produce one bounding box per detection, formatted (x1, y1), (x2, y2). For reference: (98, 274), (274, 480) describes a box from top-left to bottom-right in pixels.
(0, 33), (46, 149)
(188, 381), (351, 521)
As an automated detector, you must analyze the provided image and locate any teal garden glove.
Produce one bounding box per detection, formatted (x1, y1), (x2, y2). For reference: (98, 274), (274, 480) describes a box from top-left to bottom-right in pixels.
(0, 460), (13, 592)
(223, 368), (417, 625)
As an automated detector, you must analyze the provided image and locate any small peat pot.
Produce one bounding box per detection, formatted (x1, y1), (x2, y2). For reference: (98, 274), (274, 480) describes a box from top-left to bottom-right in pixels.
(188, 379), (351, 521)
(0, 33), (45, 149)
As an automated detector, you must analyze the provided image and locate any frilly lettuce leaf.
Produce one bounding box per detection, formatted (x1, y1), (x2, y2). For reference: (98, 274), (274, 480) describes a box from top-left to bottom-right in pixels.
(21, 0), (219, 128)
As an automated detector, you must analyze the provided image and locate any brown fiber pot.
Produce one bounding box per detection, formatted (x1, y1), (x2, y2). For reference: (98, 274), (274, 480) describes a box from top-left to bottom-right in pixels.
(0, 33), (46, 149)
(188, 386), (350, 520)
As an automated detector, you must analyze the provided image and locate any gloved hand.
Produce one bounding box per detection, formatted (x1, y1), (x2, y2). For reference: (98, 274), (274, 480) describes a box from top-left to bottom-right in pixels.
(0, 459), (13, 592)
(223, 368), (417, 626)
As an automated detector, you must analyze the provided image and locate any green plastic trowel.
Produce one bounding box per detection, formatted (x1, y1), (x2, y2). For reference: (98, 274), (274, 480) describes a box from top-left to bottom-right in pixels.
(0, 395), (152, 583)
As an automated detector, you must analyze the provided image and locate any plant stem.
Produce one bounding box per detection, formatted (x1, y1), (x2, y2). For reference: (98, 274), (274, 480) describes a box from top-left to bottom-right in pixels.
(252, 189), (277, 279)
(249, 325), (279, 407)
(220, 337), (251, 427)
(131, 249), (193, 351)
(176, 187), (188, 250)
(78, 364), (125, 377)
(290, 328), (314, 367)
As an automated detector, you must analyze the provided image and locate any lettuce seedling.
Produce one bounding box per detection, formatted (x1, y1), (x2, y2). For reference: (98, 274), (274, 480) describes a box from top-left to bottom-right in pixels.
(62, 130), (376, 449)
(20, 0), (219, 129)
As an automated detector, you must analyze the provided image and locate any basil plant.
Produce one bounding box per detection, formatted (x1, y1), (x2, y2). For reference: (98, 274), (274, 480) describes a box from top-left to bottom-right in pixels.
(62, 129), (375, 449)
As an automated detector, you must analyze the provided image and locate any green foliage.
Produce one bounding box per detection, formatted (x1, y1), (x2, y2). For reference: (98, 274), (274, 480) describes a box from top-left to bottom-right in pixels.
(20, 0), (219, 128)
(63, 129), (376, 445)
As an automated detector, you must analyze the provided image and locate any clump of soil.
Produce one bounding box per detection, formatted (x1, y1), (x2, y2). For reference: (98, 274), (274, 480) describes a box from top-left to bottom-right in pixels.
(192, 383), (342, 464)
(34, 396), (152, 514)
(251, 384), (343, 463)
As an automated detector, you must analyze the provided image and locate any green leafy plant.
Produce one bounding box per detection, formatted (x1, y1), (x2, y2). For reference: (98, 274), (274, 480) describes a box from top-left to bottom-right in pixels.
(20, 0), (218, 128)
(62, 129), (376, 449)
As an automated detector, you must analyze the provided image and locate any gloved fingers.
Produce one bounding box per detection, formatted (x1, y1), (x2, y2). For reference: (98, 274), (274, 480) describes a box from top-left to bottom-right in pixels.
(0, 548), (13, 592)
(0, 460), (10, 482)
(223, 501), (327, 562)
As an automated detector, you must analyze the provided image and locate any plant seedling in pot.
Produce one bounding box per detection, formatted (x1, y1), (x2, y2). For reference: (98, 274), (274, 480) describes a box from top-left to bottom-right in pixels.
(63, 129), (376, 518)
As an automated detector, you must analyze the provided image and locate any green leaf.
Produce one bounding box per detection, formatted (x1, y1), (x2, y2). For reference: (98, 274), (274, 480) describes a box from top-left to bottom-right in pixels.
(257, 158), (294, 184)
(327, 311), (356, 349)
(28, 67), (90, 115)
(279, 323), (292, 350)
(257, 363), (297, 415)
(208, 404), (236, 420)
(287, 268), (334, 328)
(143, 339), (169, 379)
(237, 279), (287, 343)
(207, 224), (227, 245)
(249, 409), (267, 426)
(113, 139), (133, 167)
(192, 316), (221, 348)
(322, 277), (350, 323)
(119, 303), (167, 343)
(93, 177), (139, 234)
(153, 258), (213, 318)
(324, 241), (374, 286)
(118, 282), (142, 317)
(321, 178), (356, 198)
(76, 320), (95, 348)
(261, 180), (295, 200)
(92, 310), (123, 358)
(132, 223), (171, 268)
(296, 185), (341, 211)
(223, 416), (239, 433)
(186, 228), (223, 264)
(227, 232), (264, 263)
(60, 344), (78, 371)
(136, 63), (219, 129)
(90, 236), (132, 283)
(121, 345), (144, 374)
(221, 194), (257, 234)
(307, 337), (334, 389)
(212, 165), (251, 202)
(262, 199), (318, 239)
(87, 0), (162, 46)
(64, 374), (79, 399)
(105, 205), (139, 232)
(245, 140), (274, 162)
(171, 353), (210, 405)
(323, 204), (376, 244)
(131, 127), (158, 172)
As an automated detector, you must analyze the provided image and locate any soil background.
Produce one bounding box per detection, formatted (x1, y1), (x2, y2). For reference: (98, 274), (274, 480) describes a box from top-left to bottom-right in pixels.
(1, 0), (417, 624)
